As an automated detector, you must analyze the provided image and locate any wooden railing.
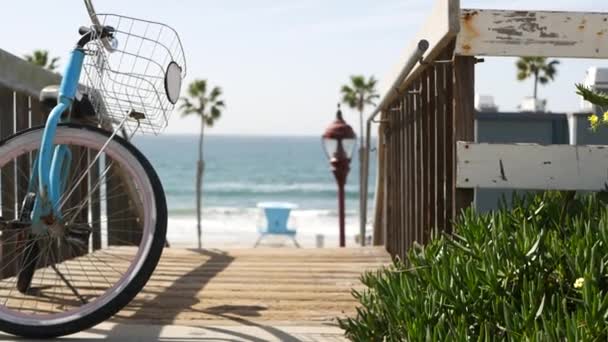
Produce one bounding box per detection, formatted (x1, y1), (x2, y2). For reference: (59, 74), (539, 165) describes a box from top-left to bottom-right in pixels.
(0, 48), (139, 277)
(0, 49), (60, 277)
(377, 41), (475, 258)
(372, 0), (608, 260)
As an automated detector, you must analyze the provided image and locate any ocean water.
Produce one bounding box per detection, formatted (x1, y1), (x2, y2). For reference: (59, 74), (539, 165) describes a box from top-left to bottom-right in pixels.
(132, 135), (377, 247)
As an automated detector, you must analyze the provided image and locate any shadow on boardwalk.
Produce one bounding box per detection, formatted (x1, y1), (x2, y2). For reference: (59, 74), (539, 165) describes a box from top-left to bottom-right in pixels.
(106, 249), (303, 341)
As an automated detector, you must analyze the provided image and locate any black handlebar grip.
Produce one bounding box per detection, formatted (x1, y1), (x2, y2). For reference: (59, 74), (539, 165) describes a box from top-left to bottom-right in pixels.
(79, 26), (91, 35)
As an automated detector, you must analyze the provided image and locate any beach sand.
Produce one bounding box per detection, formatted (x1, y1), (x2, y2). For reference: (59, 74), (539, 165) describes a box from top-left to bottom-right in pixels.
(165, 210), (366, 249)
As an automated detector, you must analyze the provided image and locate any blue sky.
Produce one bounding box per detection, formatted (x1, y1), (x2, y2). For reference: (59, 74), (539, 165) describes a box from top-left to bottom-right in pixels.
(1, 1), (607, 135)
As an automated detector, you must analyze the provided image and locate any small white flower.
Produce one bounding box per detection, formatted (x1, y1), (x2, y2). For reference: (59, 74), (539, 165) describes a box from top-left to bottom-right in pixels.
(574, 278), (585, 289)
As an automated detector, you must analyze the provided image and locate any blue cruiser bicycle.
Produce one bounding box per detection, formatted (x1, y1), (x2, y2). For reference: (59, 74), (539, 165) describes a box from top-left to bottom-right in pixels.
(0, 0), (185, 338)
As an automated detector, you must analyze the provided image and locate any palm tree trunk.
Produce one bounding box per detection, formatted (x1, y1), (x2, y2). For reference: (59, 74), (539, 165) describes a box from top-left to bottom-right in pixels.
(196, 116), (205, 249)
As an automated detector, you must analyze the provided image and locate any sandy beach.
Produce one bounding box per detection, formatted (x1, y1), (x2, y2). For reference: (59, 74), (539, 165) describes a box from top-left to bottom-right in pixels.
(165, 209), (365, 249)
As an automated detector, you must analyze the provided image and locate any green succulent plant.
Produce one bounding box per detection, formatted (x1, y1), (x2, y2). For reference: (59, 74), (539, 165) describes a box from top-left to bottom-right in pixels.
(577, 84), (608, 131)
(340, 191), (608, 341)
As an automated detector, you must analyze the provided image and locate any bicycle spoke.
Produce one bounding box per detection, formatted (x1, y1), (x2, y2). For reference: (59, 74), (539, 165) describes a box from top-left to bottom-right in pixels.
(0, 125), (162, 327)
(49, 264), (87, 305)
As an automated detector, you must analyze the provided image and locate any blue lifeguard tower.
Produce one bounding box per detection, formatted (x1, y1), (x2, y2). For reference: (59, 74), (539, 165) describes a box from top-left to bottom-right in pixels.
(255, 202), (300, 248)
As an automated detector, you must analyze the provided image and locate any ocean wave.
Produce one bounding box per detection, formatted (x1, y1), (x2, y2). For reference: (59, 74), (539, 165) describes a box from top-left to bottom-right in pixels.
(168, 206), (361, 218)
(206, 182), (353, 192)
(166, 182), (375, 196)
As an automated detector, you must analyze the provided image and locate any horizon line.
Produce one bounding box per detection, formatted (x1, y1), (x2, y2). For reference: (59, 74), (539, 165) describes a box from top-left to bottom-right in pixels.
(149, 133), (378, 138)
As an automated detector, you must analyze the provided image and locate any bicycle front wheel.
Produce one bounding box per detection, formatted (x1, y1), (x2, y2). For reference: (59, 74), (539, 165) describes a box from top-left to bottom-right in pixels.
(0, 124), (167, 338)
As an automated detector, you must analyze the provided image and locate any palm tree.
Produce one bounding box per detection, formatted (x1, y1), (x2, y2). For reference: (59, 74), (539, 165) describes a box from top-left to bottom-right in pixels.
(180, 80), (225, 249)
(340, 75), (380, 148)
(24, 50), (60, 71)
(516, 57), (560, 100)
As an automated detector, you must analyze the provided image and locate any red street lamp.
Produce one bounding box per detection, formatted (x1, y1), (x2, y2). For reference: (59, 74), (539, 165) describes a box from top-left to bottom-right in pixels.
(322, 104), (356, 247)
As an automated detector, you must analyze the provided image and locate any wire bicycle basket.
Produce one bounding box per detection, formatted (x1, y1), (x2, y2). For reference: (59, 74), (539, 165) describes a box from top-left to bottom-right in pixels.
(80, 13), (187, 135)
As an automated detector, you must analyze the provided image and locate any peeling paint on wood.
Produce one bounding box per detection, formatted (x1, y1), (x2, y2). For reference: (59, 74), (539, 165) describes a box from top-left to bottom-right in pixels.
(455, 9), (608, 58)
(457, 142), (608, 190)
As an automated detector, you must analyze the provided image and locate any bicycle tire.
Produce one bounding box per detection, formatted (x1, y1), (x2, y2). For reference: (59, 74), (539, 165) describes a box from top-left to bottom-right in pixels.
(0, 124), (167, 338)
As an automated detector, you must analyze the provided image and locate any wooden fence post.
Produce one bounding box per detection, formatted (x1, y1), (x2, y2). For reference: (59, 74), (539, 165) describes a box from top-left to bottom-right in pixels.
(372, 117), (386, 246)
(106, 162), (142, 246)
(452, 56), (476, 220)
(0, 86), (17, 278)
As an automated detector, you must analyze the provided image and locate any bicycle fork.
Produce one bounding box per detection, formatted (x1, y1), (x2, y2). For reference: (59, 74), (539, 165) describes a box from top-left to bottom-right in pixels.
(30, 49), (85, 229)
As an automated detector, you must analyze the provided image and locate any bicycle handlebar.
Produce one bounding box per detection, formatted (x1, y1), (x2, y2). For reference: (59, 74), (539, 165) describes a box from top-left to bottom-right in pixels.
(83, 0), (113, 51)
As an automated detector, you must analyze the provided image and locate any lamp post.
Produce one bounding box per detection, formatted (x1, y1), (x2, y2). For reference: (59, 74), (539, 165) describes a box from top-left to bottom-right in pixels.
(322, 105), (356, 247)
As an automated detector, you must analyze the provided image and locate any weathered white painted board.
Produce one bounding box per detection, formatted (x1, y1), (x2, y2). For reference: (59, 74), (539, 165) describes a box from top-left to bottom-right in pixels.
(457, 142), (608, 190)
(378, 0), (460, 98)
(455, 9), (608, 58)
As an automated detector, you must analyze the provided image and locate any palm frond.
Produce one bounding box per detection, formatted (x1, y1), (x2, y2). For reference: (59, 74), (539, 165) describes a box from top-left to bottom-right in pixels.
(209, 87), (222, 101)
(577, 84), (608, 108)
(179, 98), (201, 117)
(350, 75), (366, 89)
(341, 85), (355, 95)
(48, 57), (60, 71)
(342, 93), (358, 109)
(340, 75), (379, 112)
(181, 79), (225, 125)
(24, 49), (59, 71)
(188, 80), (207, 98)
(515, 56), (560, 96)
(214, 100), (226, 109)
(209, 106), (221, 120)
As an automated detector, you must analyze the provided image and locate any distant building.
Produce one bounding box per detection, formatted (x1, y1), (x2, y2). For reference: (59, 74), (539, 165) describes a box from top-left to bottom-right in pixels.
(518, 97), (547, 113)
(475, 94), (498, 112)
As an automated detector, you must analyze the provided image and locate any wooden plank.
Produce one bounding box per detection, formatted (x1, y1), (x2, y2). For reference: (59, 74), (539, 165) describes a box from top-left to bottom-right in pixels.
(415, 80), (423, 248)
(407, 92), (414, 254)
(30, 98), (47, 127)
(401, 97), (408, 258)
(398, 101), (405, 257)
(106, 163), (140, 246)
(444, 56), (455, 233)
(455, 9), (608, 58)
(394, 105), (400, 256)
(453, 56), (475, 218)
(15, 93), (29, 207)
(62, 146), (90, 260)
(388, 109), (396, 256)
(421, 69), (430, 244)
(457, 142), (608, 190)
(89, 150), (102, 251)
(0, 87), (16, 278)
(0, 247), (390, 325)
(378, 115), (388, 246)
(373, 118), (386, 246)
(427, 67), (436, 244)
(436, 59), (446, 235)
(382, 108), (394, 255)
(415, 79), (423, 245)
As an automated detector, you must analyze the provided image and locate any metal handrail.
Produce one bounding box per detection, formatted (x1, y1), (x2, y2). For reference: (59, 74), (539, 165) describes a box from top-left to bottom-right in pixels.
(360, 39), (429, 246)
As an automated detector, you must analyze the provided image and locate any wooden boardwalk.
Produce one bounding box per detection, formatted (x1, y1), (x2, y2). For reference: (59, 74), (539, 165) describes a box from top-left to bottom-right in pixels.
(113, 247), (390, 327)
(0, 247), (389, 340)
